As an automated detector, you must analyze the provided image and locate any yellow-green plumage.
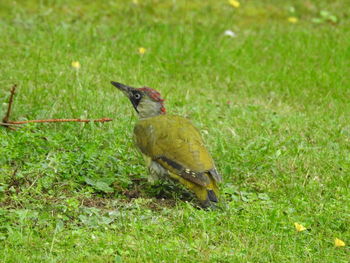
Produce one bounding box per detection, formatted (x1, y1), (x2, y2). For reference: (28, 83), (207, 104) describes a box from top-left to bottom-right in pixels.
(134, 115), (221, 207)
(111, 81), (222, 208)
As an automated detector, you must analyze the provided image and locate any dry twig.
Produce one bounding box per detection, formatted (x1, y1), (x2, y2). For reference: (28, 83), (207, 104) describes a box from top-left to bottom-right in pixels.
(1, 84), (17, 130)
(7, 118), (113, 124)
(1, 84), (113, 129)
(2, 84), (17, 123)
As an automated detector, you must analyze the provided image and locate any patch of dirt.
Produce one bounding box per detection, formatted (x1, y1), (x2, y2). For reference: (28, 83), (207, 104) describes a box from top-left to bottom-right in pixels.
(146, 198), (177, 211)
(80, 196), (111, 208)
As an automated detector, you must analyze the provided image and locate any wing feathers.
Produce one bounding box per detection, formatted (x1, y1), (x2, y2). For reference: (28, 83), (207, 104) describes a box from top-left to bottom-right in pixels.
(134, 115), (221, 185)
(155, 156), (210, 186)
(209, 169), (222, 182)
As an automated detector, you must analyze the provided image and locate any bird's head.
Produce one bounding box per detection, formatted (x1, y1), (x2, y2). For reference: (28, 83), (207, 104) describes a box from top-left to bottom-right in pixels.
(111, 81), (166, 119)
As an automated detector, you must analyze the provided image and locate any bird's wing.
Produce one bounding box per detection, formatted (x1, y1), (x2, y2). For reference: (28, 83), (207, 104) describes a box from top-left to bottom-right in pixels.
(134, 115), (222, 186)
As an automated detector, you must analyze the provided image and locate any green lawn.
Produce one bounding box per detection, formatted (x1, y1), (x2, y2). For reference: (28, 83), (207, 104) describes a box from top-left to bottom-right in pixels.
(0, 0), (349, 262)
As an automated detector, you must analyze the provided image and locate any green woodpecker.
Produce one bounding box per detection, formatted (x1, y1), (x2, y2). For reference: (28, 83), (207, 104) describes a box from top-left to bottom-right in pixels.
(111, 81), (222, 208)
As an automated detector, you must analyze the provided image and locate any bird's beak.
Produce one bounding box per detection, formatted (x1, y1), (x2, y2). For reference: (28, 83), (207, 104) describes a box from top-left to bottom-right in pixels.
(111, 81), (135, 97)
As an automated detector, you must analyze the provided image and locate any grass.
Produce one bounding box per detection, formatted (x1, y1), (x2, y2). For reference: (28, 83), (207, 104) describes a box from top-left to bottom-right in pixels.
(0, 0), (349, 262)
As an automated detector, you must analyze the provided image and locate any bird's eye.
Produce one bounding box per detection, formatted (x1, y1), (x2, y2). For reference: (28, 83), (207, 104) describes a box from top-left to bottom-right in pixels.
(134, 93), (141, 99)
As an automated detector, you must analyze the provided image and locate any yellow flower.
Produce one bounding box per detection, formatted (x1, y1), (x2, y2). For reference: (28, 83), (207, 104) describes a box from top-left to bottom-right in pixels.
(71, 61), (81, 69)
(228, 0), (240, 8)
(132, 0), (138, 4)
(334, 238), (345, 247)
(138, 47), (146, 55)
(288, 17), (298, 23)
(294, 223), (306, 232)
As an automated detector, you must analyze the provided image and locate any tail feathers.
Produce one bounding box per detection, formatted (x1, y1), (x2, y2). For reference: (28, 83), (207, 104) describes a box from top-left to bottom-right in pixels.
(200, 188), (219, 209)
(206, 175), (219, 204)
(207, 189), (218, 203)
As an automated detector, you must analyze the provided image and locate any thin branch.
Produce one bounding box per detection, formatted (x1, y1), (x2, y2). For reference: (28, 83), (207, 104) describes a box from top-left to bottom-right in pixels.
(2, 84), (17, 123)
(1, 84), (113, 129)
(7, 118), (113, 125)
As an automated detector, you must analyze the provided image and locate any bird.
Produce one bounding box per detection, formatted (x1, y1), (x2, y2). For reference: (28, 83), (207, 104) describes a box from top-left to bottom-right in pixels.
(111, 81), (222, 208)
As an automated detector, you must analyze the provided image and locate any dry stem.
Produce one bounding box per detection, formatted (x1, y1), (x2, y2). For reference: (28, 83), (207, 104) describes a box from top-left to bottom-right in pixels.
(1, 84), (113, 129)
(7, 118), (113, 124)
(2, 84), (17, 123)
